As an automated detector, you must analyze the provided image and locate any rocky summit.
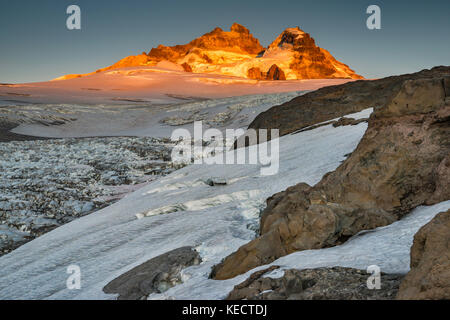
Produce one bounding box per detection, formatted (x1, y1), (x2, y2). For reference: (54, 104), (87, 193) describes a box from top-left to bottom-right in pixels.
(55, 23), (362, 81)
(212, 75), (450, 280)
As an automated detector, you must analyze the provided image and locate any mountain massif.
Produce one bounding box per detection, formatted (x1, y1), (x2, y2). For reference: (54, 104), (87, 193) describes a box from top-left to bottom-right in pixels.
(55, 23), (363, 81)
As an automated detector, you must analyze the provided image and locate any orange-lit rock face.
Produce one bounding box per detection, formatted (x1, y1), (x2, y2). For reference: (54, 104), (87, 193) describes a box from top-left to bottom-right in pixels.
(54, 24), (363, 81)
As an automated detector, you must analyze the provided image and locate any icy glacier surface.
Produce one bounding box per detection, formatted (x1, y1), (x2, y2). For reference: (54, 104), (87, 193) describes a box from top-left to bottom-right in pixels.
(0, 107), (447, 300)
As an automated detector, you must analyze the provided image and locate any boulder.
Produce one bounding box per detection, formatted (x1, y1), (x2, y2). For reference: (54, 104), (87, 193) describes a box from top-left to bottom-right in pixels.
(212, 77), (450, 280)
(397, 210), (450, 299)
(103, 247), (201, 300)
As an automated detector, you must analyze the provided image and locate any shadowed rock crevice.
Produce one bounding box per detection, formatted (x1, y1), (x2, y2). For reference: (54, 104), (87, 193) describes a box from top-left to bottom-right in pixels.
(213, 76), (450, 280)
(103, 247), (201, 300)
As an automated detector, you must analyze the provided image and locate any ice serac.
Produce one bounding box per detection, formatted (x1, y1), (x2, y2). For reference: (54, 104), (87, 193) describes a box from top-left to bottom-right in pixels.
(54, 23), (362, 81)
(212, 76), (450, 280)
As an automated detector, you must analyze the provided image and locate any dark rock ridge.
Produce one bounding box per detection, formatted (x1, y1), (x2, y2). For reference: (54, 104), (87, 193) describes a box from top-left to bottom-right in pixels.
(103, 247), (201, 300)
(213, 76), (450, 280)
(227, 266), (402, 300)
(248, 66), (450, 139)
(397, 209), (450, 299)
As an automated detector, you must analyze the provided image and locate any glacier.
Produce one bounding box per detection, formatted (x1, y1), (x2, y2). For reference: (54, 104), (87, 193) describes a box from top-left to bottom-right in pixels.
(0, 106), (448, 300)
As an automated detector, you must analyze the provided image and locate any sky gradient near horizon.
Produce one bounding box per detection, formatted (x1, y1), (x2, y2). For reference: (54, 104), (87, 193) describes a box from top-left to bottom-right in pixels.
(0, 0), (449, 83)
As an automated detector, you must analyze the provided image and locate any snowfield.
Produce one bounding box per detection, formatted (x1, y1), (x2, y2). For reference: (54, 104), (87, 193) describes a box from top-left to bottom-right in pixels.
(5, 91), (304, 139)
(0, 106), (448, 300)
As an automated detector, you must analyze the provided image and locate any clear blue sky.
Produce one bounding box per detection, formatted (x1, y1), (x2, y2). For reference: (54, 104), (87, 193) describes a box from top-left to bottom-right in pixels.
(0, 0), (449, 83)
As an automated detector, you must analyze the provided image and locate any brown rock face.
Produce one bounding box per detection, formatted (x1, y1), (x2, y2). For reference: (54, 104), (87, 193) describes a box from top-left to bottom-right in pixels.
(249, 66), (450, 138)
(147, 23), (264, 63)
(397, 210), (450, 300)
(247, 67), (266, 80)
(266, 64), (286, 80)
(227, 266), (402, 300)
(181, 62), (193, 72)
(212, 76), (450, 280)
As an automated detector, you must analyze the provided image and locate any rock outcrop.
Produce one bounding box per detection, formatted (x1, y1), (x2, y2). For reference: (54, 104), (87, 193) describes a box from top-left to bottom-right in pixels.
(266, 64), (286, 80)
(397, 210), (450, 299)
(103, 247), (201, 300)
(55, 24), (362, 81)
(227, 266), (402, 300)
(247, 64), (286, 80)
(212, 76), (450, 280)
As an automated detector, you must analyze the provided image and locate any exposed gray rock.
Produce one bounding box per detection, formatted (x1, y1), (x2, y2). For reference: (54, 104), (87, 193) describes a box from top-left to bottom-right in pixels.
(103, 247), (201, 300)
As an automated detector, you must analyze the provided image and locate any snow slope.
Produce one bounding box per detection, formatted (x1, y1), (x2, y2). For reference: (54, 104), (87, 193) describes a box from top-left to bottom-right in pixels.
(0, 66), (353, 105)
(0, 107), (447, 300)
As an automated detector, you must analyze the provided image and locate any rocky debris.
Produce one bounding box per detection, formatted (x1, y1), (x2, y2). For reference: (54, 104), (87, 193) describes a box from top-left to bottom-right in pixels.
(248, 66), (450, 139)
(226, 266), (402, 300)
(212, 76), (450, 280)
(103, 247), (201, 300)
(247, 64), (286, 81)
(397, 210), (450, 299)
(332, 117), (368, 127)
(0, 137), (178, 256)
